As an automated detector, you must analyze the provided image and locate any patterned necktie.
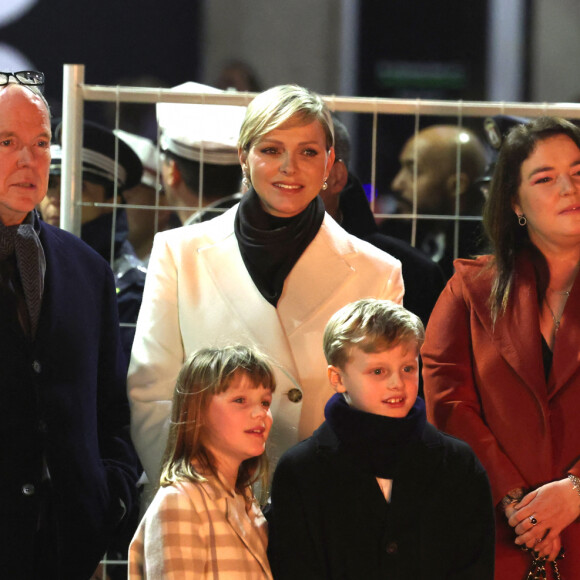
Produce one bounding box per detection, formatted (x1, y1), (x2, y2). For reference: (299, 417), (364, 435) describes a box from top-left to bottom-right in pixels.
(0, 220), (45, 338)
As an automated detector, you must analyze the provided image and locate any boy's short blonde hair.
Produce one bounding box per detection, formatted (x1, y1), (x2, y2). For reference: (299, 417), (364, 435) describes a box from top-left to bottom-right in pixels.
(323, 299), (425, 369)
(238, 84), (334, 153)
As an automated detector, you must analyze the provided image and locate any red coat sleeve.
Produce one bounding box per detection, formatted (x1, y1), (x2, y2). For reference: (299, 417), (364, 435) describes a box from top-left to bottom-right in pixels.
(422, 270), (526, 505)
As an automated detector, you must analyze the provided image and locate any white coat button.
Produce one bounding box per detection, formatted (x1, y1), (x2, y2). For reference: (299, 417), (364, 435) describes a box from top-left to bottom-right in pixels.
(22, 483), (35, 496)
(287, 388), (303, 403)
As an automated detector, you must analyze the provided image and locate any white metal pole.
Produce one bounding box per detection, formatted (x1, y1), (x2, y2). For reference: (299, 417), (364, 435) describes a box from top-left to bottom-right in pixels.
(60, 64), (85, 236)
(486, 0), (526, 102)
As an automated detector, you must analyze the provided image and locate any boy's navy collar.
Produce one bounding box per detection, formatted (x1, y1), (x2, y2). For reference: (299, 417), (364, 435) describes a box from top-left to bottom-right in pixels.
(323, 393), (427, 479)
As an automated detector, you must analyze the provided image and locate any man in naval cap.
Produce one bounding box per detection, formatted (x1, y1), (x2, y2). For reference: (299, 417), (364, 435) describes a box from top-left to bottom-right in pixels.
(115, 129), (175, 264)
(40, 120), (146, 358)
(157, 82), (246, 225)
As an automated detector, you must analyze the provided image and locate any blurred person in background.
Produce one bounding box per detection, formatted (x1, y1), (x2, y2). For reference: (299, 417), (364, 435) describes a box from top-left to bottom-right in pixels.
(321, 116), (445, 329)
(40, 121), (145, 358)
(213, 59), (262, 93)
(115, 129), (174, 265)
(157, 82), (245, 226)
(384, 125), (488, 278)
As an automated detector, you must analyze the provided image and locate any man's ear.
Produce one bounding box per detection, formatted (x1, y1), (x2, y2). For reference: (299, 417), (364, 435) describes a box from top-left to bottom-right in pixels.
(327, 365), (346, 393)
(445, 172), (469, 196)
(324, 145), (336, 174)
(327, 160), (349, 195)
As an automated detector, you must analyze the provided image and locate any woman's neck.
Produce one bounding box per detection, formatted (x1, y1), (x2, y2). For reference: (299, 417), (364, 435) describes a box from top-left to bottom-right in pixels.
(529, 231), (580, 289)
(536, 246), (580, 350)
(529, 231), (580, 284)
(545, 252), (580, 293)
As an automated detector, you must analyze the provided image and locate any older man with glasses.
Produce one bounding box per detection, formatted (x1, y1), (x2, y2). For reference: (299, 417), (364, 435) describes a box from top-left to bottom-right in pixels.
(0, 72), (140, 579)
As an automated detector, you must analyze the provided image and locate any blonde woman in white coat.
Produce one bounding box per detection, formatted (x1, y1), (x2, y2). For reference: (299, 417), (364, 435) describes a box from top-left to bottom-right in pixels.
(128, 84), (404, 485)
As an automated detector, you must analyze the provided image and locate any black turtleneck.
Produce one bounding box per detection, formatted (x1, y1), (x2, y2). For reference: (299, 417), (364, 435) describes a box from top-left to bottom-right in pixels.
(234, 188), (325, 306)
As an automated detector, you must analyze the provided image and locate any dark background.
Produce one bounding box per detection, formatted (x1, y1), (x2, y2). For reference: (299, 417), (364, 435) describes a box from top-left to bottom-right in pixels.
(1, 0), (202, 126)
(355, 0), (494, 188)
(1, 0), (532, 190)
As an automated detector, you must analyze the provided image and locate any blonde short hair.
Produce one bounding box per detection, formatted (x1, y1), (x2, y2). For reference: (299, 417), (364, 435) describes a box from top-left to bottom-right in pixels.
(160, 344), (276, 494)
(238, 84), (334, 152)
(323, 299), (425, 369)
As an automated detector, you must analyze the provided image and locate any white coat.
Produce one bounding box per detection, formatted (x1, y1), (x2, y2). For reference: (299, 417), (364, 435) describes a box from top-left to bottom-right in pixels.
(128, 206), (403, 482)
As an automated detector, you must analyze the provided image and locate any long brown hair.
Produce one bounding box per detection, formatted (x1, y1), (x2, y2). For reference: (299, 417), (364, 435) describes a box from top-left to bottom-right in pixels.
(160, 345), (276, 495)
(483, 116), (580, 323)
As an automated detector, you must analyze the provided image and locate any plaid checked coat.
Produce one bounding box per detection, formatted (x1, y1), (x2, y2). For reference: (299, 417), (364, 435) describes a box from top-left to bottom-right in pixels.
(129, 475), (272, 579)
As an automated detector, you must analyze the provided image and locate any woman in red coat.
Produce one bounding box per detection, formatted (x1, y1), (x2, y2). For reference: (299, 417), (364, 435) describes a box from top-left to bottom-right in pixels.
(422, 116), (580, 579)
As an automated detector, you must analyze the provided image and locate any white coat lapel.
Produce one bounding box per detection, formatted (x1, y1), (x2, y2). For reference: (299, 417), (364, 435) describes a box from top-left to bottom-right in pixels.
(277, 216), (356, 336)
(198, 228), (299, 377)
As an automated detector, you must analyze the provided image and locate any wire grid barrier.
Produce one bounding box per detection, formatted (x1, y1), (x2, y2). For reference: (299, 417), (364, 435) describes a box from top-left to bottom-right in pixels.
(58, 65), (580, 576)
(60, 66), (580, 248)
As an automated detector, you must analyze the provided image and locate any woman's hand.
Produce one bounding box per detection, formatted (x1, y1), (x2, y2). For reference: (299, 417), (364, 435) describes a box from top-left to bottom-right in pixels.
(504, 499), (560, 559)
(536, 534), (562, 562)
(507, 478), (580, 560)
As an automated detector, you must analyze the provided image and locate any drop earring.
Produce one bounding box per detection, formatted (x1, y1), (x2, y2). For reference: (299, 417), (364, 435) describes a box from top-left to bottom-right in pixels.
(517, 214), (527, 226)
(322, 179), (328, 191)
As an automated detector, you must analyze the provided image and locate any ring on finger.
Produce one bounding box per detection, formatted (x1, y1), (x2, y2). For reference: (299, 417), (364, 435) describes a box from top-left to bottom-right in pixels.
(529, 515), (538, 526)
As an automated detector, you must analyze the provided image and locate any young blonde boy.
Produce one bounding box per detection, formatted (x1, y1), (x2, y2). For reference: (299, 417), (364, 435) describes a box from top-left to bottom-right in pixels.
(267, 299), (495, 579)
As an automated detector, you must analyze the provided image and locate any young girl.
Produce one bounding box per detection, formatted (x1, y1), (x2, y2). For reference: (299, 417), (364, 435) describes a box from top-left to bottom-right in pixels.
(129, 345), (275, 579)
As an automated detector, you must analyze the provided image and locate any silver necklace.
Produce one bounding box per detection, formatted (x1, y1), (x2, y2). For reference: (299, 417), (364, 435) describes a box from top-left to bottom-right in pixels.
(545, 289), (571, 333)
(548, 288), (571, 295)
(545, 301), (562, 332)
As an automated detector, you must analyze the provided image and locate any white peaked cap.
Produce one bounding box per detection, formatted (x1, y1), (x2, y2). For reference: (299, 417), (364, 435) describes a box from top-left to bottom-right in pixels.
(114, 129), (160, 189)
(157, 82), (247, 166)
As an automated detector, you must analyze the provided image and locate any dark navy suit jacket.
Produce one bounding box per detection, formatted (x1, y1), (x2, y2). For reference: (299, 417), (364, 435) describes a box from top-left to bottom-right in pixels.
(0, 220), (139, 579)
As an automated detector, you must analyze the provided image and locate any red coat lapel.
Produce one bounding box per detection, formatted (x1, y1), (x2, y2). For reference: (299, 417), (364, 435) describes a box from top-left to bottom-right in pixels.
(457, 257), (547, 403)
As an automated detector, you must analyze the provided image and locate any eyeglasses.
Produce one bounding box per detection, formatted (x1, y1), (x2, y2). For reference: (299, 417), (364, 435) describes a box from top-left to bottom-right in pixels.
(0, 71), (45, 87)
